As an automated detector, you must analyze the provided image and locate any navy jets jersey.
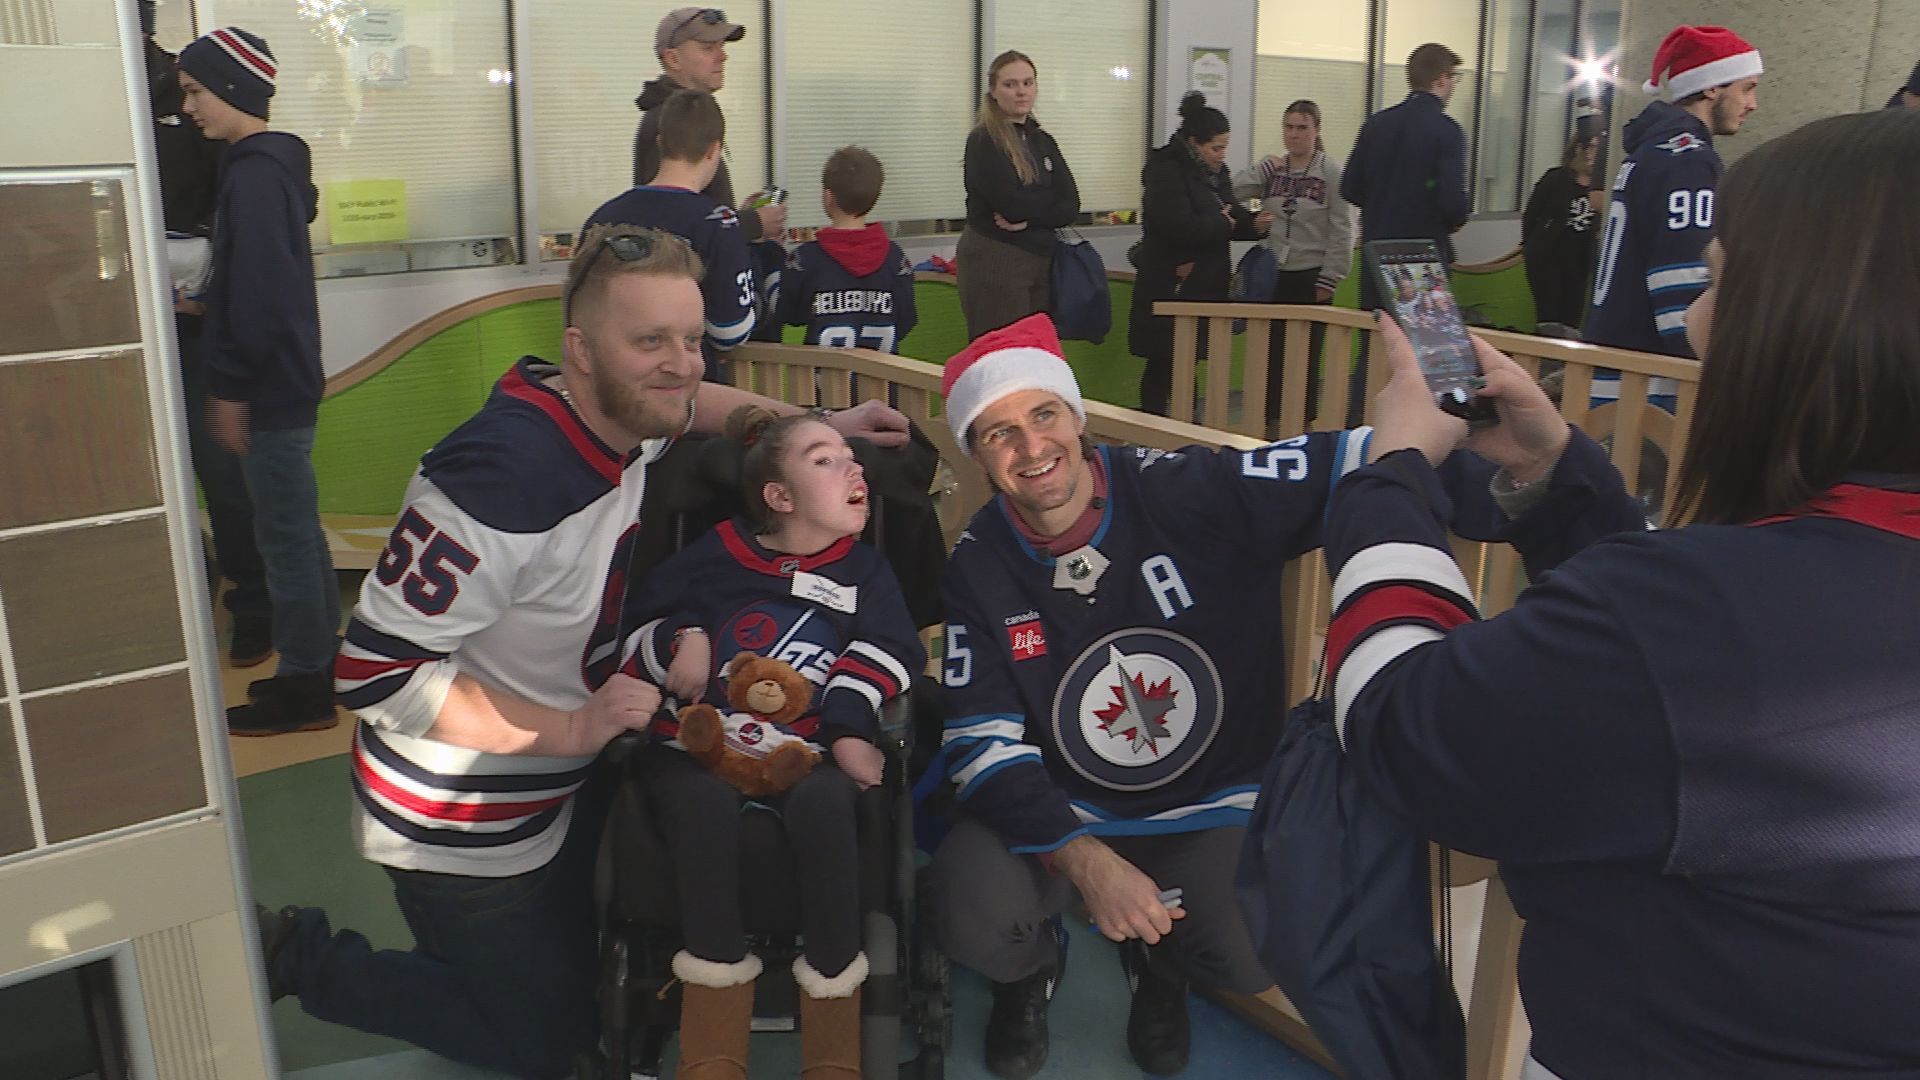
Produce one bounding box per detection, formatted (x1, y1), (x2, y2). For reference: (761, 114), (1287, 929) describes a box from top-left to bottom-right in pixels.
(1585, 101), (1721, 359)
(623, 519), (923, 745)
(584, 186), (756, 376)
(779, 224), (917, 352)
(939, 432), (1371, 853)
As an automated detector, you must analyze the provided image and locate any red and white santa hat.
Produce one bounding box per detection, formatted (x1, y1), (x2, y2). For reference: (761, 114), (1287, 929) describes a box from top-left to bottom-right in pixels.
(1643, 25), (1762, 100)
(942, 313), (1084, 457)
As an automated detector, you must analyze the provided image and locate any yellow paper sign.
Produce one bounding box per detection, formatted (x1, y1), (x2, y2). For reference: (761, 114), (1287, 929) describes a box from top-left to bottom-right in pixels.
(328, 180), (408, 245)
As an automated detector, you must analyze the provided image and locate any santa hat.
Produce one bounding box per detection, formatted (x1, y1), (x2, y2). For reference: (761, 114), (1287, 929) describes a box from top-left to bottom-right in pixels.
(941, 313), (1084, 458)
(179, 27), (277, 119)
(1643, 25), (1762, 100)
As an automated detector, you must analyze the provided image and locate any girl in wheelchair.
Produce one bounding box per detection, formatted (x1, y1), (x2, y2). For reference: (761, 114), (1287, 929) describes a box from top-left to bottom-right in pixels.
(623, 406), (924, 1078)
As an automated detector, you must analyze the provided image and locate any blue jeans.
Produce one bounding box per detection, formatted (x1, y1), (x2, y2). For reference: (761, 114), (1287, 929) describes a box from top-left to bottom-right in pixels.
(280, 803), (602, 1079)
(178, 325), (270, 620)
(237, 425), (338, 675)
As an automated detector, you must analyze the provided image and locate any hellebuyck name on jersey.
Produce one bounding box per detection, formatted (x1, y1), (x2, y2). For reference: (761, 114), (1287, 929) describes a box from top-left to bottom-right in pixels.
(938, 430), (1372, 853)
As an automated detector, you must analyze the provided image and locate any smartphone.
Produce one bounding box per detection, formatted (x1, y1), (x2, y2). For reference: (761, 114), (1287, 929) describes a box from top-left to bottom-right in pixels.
(748, 187), (788, 209)
(1362, 239), (1497, 427)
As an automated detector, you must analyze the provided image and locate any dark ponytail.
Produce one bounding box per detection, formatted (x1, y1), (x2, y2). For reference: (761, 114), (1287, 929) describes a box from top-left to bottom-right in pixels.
(1176, 91), (1229, 144)
(726, 406), (817, 535)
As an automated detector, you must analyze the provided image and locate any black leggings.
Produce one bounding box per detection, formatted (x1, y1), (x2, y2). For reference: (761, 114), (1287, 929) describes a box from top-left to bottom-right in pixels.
(639, 749), (863, 977)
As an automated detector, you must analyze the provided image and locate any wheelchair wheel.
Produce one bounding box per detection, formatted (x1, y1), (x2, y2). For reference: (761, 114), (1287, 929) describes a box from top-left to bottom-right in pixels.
(905, 865), (952, 1078)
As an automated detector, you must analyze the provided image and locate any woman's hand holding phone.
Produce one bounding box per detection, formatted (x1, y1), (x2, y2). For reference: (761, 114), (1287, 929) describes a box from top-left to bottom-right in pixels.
(1368, 313), (1570, 479)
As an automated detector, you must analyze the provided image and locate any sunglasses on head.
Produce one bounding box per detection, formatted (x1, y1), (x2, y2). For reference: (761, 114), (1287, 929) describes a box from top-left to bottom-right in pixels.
(672, 8), (728, 42)
(564, 232), (665, 325)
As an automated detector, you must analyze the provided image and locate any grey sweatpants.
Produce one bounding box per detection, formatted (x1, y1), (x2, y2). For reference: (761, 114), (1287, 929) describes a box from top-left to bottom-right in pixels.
(929, 817), (1273, 994)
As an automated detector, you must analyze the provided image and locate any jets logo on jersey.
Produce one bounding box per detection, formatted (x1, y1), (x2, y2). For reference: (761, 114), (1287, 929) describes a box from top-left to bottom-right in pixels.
(717, 599), (841, 687)
(1655, 133), (1707, 155)
(707, 204), (741, 227)
(1051, 628), (1223, 792)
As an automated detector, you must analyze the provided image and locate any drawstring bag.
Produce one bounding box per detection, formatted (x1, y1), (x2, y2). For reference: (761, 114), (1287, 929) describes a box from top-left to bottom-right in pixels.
(1236, 695), (1466, 1080)
(1050, 227), (1111, 344)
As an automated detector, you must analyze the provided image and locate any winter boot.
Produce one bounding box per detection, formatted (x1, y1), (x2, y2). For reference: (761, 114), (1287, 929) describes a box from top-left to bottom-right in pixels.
(672, 951), (760, 1080)
(227, 672), (338, 736)
(1119, 939), (1190, 1075)
(795, 952), (868, 1078)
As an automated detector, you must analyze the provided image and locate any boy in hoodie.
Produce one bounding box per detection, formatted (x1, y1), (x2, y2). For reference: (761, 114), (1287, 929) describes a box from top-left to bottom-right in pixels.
(780, 147), (918, 353)
(179, 27), (340, 737)
(587, 89), (756, 383)
(632, 7), (785, 243)
(1586, 25), (1761, 360)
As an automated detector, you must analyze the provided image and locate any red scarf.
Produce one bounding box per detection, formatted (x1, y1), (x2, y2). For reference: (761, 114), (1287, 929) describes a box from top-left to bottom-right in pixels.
(1752, 484), (1920, 539)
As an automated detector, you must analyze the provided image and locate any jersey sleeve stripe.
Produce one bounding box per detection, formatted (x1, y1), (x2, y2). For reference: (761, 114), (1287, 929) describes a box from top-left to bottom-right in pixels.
(1332, 623), (1446, 748)
(824, 675), (883, 714)
(1654, 309), (1690, 334)
(950, 741), (1043, 794)
(343, 617), (447, 662)
(828, 651), (904, 699)
(942, 717), (1026, 743)
(1326, 583), (1476, 676)
(1331, 540), (1475, 613)
(843, 641), (911, 691)
(336, 672), (417, 711)
(1646, 264), (1708, 293)
(706, 310), (756, 348)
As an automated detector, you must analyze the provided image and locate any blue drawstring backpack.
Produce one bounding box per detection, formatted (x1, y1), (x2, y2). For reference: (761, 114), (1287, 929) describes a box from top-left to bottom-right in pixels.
(1051, 228), (1111, 344)
(1236, 696), (1466, 1080)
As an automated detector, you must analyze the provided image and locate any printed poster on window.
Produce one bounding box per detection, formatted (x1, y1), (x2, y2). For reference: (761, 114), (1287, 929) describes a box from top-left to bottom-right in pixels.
(1188, 47), (1230, 115)
(349, 8), (407, 87)
(328, 180), (408, 245)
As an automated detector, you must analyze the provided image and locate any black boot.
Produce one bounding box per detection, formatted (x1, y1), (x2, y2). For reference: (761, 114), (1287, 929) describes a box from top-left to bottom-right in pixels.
(984, 918), (1067, 1079)
(228, 672), (338, 737)
(1120, 940), (1190, 1075)
(252, 903), (301, 1001)
(229, 615), (274, 668)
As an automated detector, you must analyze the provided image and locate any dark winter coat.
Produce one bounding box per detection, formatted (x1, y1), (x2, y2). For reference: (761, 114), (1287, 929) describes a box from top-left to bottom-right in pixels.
(1128, 139), (1263, 362)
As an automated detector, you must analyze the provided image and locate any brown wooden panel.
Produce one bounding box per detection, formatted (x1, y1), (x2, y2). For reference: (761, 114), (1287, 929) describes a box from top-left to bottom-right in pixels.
(0, 729), (33, 856)
(0, 351), (159, 529)
(24, 670), (205, 842)
(0, 179), (140, 356)
(0, 516), (185, 692)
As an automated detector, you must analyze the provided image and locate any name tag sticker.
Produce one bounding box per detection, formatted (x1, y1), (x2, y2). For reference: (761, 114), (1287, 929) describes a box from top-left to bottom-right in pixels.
(791, 571), (857, 614)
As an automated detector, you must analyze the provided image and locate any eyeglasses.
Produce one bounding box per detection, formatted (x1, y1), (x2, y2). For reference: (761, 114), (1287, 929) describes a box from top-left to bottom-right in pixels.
(564, 231), (664, 325)
(670, 8), (728, 44)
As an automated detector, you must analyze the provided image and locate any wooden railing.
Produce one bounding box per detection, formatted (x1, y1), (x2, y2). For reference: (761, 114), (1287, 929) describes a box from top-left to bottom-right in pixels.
(328, 288), (1700, 1080)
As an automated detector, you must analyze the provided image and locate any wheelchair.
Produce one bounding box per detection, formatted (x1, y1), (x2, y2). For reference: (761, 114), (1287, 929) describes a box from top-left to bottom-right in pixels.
(588, 429), (954, 1079)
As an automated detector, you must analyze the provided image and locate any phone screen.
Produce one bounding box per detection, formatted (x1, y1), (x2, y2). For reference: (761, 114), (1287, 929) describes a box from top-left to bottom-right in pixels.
(1366, 241), (1484, 412)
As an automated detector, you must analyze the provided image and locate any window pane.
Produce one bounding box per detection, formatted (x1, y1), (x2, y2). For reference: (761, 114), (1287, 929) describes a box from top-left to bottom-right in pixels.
(1253, 2), (1371, 171)
(1528, 0), (1580, 192)
(784, 0), (974, 229)
(994, 0), (1150, 215)
(525, 2), (768, 244)
(220, 0), (520, 277)
(1477, 0), (1531, 212)
(1378, 0), (1480, 162)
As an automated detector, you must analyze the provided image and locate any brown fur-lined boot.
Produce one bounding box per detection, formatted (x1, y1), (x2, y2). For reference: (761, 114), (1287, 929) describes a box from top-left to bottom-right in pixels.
(795, 952), (868, 1078)
(673, 951), (760, 1080)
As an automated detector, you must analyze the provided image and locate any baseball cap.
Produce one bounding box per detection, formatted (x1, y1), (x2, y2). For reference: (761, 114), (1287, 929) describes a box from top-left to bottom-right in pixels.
(655, 8), (745, 55)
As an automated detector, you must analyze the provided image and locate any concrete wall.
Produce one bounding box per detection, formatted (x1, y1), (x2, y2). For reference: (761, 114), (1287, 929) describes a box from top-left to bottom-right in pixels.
(1619, 0), (1919, 162)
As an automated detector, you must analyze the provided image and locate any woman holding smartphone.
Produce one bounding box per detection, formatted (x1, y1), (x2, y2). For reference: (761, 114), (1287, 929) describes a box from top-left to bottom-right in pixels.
(1130, 92), (1272, 417)
(957, 50), (1081, 338)
(1336, 108), (1920, 1078)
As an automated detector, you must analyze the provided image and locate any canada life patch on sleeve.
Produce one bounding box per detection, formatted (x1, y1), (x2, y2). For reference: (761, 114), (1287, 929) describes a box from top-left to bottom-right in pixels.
(1005, 611), (1047, 660)
(1656, 133), (1706, 154)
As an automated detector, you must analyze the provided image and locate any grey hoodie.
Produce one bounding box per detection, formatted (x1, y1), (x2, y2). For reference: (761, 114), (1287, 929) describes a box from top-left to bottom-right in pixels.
(1234, 150), (1354, 290)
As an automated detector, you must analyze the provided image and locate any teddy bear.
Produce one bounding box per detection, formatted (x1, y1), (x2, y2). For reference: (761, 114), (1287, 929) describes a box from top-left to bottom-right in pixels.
(675, 652), (822, 797)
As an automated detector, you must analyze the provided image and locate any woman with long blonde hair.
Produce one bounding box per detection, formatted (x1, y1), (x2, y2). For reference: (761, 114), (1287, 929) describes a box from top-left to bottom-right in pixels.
(957, 50), (1082, 338)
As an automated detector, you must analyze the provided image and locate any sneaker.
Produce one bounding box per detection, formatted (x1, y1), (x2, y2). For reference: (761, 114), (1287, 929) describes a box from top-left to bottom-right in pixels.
(253, 903), (301, 1001)
(229, 616), (274, 668)
(984, 918), (1068, 1079)
(228, 673), (338, 737)
(1119, 940), (1190, 1075)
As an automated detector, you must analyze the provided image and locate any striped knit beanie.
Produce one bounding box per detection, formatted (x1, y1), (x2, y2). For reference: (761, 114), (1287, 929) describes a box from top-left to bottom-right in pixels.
(179, 27), (277, 119)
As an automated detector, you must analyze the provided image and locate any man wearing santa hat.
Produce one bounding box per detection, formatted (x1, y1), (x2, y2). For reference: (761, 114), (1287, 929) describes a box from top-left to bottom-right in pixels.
(1586, 25), (1761, 361)
(923, 314), (1377, 1076)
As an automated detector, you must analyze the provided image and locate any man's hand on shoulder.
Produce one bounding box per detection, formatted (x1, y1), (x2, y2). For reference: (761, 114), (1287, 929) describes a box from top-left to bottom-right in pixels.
(1053, 834), (1185, 944)
(828, 400), (910, 448)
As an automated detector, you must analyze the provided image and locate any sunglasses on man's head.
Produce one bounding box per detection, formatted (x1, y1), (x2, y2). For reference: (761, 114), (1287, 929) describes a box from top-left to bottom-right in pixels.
(564, 232), (668, 325)
(672, 8), (728, 41)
